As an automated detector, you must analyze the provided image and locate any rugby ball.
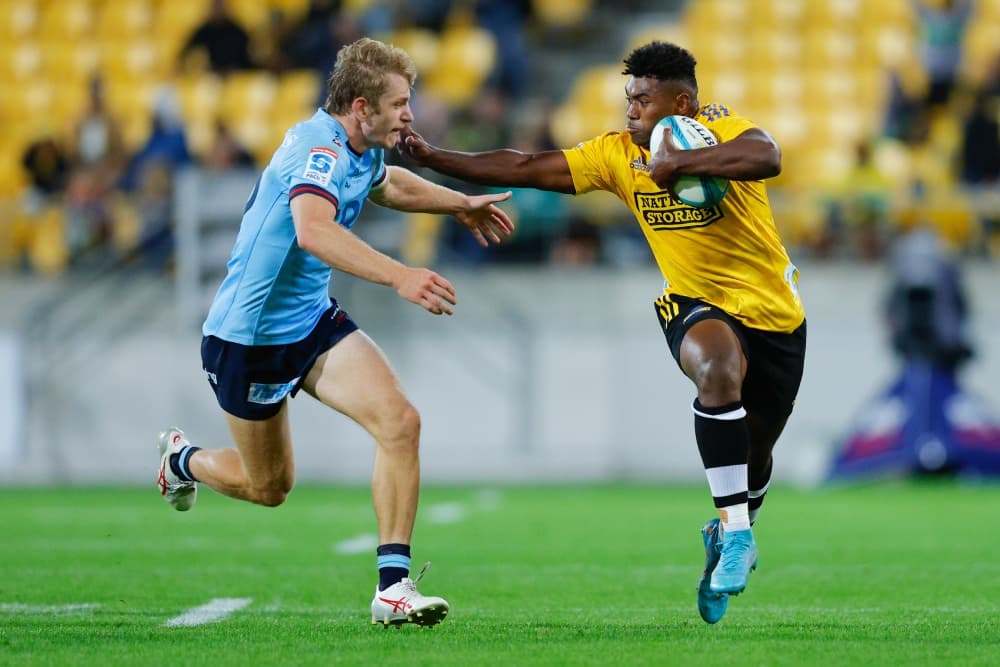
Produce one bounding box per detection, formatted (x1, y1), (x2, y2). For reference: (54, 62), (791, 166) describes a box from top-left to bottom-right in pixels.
(648, 115), (729, 208)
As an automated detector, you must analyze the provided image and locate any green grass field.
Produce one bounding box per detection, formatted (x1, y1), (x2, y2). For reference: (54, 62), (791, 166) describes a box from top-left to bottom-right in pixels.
(1, 482), (997, 666)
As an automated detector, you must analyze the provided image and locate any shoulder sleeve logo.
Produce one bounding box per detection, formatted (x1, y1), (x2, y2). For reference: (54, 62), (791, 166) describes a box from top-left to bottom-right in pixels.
(303, 147), (339, 186)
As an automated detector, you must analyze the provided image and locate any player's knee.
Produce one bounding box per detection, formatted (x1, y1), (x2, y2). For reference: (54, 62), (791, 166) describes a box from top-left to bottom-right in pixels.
(250, 480), (294, 507)
(377, 401), (421, 452)
(692, 357), (742, 402)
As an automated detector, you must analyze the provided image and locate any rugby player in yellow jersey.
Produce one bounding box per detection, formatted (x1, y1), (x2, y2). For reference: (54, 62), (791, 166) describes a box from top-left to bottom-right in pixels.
(402, 41), (806, 624)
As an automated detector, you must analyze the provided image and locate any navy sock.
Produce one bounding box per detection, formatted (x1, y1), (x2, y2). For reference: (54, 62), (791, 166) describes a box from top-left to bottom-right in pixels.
(376, 543), (411, 591)
(169, 446), (201, 482)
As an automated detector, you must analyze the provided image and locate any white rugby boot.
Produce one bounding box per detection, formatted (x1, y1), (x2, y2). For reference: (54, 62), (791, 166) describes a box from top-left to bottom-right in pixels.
(156, 427), (198, 511)
(371, 563), (449, 628)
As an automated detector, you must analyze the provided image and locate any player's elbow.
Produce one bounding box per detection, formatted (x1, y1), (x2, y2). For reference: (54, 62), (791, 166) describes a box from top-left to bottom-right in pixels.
(763, 156), (781, 179)
(753, 146), (781, 179)
(766, 145), (782, 177)
(295, 220), (321, 255)
(296, 230), (314, 254)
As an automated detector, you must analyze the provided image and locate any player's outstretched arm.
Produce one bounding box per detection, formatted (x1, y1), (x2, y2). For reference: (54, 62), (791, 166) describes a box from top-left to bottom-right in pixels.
(291, 192), (456, 315)
(649, 127), (781, 189)
(369, 165), (515, 247)
(400, 128), (577, 194)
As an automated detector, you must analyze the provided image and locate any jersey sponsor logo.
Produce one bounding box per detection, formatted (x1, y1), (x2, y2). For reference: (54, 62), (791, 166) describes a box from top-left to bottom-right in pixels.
(698, 104), (731, 122)
(784, 263), (801, 302)
(247, 378), (300, 405)
(303, 147), (339, 186)
(630, 157), (650, 172)
(633, 190), (724, 230)
(682, 305), (713, 325)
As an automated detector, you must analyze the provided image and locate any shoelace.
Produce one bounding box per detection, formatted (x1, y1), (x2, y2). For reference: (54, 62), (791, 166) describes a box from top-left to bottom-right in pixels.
(396, 562), (432, 594)
(719, 539), (751, 571)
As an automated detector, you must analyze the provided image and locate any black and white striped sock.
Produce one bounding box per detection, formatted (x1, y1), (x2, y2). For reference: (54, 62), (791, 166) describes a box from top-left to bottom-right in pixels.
(693, 398), (751, 532)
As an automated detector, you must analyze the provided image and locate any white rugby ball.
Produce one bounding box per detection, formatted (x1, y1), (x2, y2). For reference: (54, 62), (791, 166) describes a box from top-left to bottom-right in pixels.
(648, 115), (729, 208)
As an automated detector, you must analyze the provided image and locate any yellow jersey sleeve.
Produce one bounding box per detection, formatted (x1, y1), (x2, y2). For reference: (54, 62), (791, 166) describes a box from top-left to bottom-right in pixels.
(561, 105), (804, 332)
(563, 132), (626, 196)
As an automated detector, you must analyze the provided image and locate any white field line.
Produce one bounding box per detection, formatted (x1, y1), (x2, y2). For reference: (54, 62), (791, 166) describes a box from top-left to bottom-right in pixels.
(333, 533), (378, 555)
(164, 598), (253, 627)
(332, 494), (504, 555)
(425, 502), (466, 524)
(0, 603), (100, 615)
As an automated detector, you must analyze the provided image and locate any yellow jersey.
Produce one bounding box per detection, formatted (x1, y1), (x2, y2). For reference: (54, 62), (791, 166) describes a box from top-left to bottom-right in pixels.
(562, 103), (805, 332)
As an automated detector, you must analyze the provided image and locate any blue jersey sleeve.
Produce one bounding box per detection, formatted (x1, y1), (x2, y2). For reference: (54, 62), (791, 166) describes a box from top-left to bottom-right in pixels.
(283, 127), (348, 210)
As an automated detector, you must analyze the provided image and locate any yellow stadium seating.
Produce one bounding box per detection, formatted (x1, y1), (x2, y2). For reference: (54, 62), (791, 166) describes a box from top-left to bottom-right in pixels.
(0, 144), (28, 200)
(227, 0), (270, 32)
(182, 117), (218, 161)
(228, 112), (275, 160)
(704, 71), (748, 108)
(276, 70), (323, 110)
(624, 22), (687, 56)
(422, 24), (497, 107)
(744, 0), (804, 29)
(262, 109), (309, 164)
(800, 26), (860, 70)
(95, 0), (155, 40)
(764, 108), (809, 152)
(546, 105), (588, 153)
(342, 0), (377, 17)
(154, 0), (211, 45)
(41, 40), (102, 85)
(801, 0), (860, 28)
(961, 20), (1000, 87)
(685, 0), (749, 26)
(442, 23), (497, 77)
(219, 72), (278, 126)
(37, 0), (94, 40)
(270, 0), (310, 18)
(103, 77), (158, 130)
(177, 73), (224, 127)
(387, 27), (441, 73)
(0, 41), (44, 81)
(571, 65), (628, 112)
(0, 0), (39, 40)
(858, 0), (914, 25)
(101, 39), (171, 82)
(744, 30), (800, 70)
(532, 0), (593, 28)
(3, 81), (58, 124)
(29, 206), (70, 275)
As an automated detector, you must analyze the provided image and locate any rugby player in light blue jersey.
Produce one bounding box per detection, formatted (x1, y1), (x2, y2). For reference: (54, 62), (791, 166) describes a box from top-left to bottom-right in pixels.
(154, 38), (514, 628)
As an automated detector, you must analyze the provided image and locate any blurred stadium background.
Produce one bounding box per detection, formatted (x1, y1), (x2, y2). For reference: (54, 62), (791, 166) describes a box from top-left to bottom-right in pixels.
(1, 0), (999, 485)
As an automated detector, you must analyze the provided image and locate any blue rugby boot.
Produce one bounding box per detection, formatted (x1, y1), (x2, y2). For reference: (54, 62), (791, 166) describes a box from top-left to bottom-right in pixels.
(710, 527), (757, 595)
(696, 518), (728, 624)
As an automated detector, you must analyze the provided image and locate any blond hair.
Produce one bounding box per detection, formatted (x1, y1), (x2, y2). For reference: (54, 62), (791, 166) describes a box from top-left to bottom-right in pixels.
(324, 38), (417, 115)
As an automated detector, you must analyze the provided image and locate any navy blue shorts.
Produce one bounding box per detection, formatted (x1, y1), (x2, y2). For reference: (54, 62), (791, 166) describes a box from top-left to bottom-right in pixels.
(654, 294), (807, 421)
(201, 300), (359, 420)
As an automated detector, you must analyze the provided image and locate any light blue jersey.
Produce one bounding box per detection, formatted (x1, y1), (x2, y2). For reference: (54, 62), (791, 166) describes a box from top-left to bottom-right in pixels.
(203, 109), (387, 345)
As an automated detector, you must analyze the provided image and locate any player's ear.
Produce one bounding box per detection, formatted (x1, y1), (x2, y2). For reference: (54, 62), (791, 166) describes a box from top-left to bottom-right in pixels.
(675, 91), (693, 116)
(352, 96), (371, 120)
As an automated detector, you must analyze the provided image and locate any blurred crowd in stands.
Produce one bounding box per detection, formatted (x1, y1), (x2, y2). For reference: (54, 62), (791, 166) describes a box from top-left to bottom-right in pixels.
(2, 0), (999, 276)
(818, 0), (1000, 262)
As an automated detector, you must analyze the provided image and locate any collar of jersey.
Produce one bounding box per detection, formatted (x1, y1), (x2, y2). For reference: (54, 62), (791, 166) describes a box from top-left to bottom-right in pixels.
(313, 108), (366, 158)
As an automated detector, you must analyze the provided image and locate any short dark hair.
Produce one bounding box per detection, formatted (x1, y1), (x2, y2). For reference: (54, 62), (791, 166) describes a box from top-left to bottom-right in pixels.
(622, 41), (698, 90)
